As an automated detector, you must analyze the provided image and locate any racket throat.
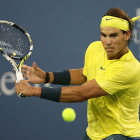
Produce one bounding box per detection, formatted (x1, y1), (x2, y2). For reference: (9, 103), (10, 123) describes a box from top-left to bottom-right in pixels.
(16, 71), (23, 83)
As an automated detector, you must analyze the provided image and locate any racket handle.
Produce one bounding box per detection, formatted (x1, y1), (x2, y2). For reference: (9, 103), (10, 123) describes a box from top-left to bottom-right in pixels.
(16, 71), (26, 97)
(16, 71), (23, 83)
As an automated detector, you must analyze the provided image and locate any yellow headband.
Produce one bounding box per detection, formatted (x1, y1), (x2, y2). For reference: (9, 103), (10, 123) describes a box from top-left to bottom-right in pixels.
(100, 16), (140, 31)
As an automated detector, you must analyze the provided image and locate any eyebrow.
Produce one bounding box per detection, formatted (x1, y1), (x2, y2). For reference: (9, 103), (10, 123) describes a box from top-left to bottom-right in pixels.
(100, 32), (105, 35)
(100, 32), (118, 36)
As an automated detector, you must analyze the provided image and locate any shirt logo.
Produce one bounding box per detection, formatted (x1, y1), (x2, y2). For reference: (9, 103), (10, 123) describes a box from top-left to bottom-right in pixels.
(106, 18), (114, 21)
(100, 66), (106, 70)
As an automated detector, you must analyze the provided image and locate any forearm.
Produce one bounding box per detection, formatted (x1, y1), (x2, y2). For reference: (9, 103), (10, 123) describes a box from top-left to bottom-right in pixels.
(39, 79), (108, 103)
(38, 85), (86, 102)
(46, 68), (87, 85)
(69, 68), (87, 85)
(33, 87), (42, 97)
(15, 78), (107, 102)
(59, 80), (108, 102)
(60, 86), (87, 102)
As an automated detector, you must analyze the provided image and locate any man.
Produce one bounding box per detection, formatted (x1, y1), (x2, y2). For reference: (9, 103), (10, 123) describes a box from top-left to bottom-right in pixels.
(15, 8), (140, 140)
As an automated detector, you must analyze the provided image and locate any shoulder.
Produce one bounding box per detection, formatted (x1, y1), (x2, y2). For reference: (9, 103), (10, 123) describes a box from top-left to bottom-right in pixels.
(86, 41), (104, 54)
(88, 41), (103, 49)
(120, 51), (140, 75)
(108, 59), (140, 83)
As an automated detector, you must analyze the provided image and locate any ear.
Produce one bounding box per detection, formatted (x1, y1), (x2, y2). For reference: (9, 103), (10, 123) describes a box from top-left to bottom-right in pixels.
(124, 31), (131, 41)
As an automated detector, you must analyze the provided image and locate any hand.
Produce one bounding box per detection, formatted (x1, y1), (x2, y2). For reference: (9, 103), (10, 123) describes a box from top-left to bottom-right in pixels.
(22, 62), (46, 84)
(15, 80), (41, 97)
(15, 80), (34, 97)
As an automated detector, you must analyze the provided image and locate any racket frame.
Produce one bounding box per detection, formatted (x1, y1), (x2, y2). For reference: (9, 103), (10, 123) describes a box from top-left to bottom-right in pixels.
(0, 20), (33, 97)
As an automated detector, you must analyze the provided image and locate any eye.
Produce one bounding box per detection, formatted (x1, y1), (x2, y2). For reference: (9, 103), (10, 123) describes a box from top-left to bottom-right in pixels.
(101, 33), (106, 37)
(110, 34), (118, 37)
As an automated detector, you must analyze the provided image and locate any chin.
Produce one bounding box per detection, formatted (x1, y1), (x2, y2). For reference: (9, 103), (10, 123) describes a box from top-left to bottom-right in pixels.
(106, 53), (116, 59)
(106, 51), (114, 55)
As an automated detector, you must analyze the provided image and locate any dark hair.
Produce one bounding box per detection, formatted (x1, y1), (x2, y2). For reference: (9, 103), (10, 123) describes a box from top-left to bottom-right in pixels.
(104, 8), (134, 43)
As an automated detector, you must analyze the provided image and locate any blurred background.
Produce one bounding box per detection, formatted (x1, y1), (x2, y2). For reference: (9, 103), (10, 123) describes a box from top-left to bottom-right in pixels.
(0, 0), (140, 139)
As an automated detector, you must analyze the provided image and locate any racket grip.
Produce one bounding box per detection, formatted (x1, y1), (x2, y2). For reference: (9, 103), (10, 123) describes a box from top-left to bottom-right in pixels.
(16, 71), (26, 97)
(16, 71), (23, 83)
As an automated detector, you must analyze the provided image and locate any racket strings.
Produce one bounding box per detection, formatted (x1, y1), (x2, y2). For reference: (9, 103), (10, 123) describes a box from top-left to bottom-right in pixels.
(0, 23), (31, 57)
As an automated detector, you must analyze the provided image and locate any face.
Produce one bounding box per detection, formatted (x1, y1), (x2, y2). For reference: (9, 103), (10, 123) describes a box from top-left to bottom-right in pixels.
(100, 27), (131, 60)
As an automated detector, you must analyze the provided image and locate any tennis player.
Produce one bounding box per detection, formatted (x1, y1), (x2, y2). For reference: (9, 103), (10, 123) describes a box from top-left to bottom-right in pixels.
(15, 8), (140, 140)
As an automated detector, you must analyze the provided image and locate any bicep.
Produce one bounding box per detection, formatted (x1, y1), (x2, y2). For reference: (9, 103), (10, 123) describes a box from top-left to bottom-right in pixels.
(81, 79), (108, 100)
(60, 79), (108, 102)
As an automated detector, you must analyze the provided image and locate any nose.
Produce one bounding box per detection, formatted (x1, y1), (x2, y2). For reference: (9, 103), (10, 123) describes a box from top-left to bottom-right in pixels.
(105, 37), (112, 45)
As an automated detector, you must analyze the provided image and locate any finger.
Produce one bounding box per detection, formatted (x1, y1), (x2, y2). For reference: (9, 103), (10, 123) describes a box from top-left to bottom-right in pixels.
(20, 79), (26, 83)
(15, 85), (21, 93)
(20, 79), (29, 84)
(22, 73), (27, 78)
(15, 85), (17, 90)
(33, 62), (37, 69)
(22, 64), (32, 70)
(15, 82), (19, 86)
(21, 69), (27, 73)
(33, 62), (40, 71)
(16, 89), (22, 94)
(32, 61), (36, 67)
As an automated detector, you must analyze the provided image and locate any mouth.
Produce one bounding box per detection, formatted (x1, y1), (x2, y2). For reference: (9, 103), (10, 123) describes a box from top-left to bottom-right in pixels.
(105, 47), (114, 52)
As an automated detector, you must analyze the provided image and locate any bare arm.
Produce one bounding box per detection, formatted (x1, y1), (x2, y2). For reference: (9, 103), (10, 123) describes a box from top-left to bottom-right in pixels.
(60, 79), (108, 102)
(17, 63), (107, 102)
(22, 62), (86, 85)
(15, 79), (108, 102)
(69, 68), (87, 85)
(48, 68), (87, 85)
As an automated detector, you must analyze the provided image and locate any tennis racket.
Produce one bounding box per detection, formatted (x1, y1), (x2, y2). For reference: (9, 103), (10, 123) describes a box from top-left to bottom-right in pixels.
(0, 20), (33, 97)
